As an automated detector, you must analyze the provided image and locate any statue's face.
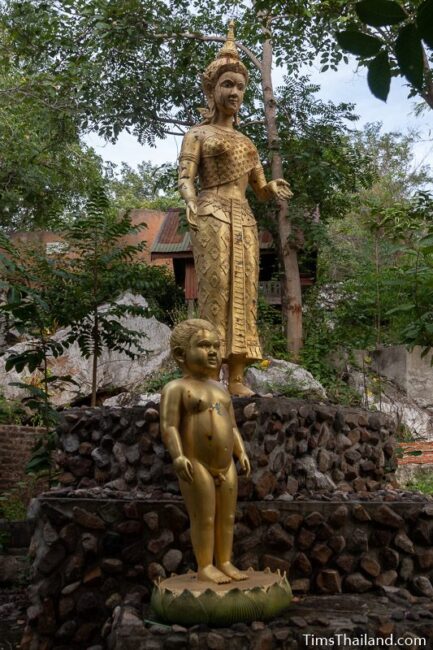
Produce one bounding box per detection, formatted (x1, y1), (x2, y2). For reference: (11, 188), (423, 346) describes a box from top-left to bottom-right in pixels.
(184, 328), (221, 376)
(213, 71), (246, 117)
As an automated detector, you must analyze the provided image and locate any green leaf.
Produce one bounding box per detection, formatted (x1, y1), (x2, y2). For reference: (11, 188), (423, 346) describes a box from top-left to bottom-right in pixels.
(395, 25), (424, 90)
(356, 0), (407, 26)
(9, 383), (47, 399)
(367, 51), (391, 101)
(336, 31), (383, 57)
(421, 234), (433, 247)
(387, 303), (416, 314)
(417, 0), (433, 49)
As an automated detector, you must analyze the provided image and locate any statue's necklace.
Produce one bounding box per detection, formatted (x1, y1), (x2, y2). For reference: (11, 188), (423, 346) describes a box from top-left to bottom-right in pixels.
(211, 124), (236, 134)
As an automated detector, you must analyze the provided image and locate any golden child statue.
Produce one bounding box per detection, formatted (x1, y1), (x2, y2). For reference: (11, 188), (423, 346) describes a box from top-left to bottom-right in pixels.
(154, 318), (292, 626)
(178, 21), (292, 397)
(160, 318), (251, 584)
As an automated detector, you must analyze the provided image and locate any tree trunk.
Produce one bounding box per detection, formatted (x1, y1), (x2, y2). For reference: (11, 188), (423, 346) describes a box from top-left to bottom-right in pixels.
(421, 46), (433, 110)
(91, 307), (99, 407)
(261, 37), (303, 357)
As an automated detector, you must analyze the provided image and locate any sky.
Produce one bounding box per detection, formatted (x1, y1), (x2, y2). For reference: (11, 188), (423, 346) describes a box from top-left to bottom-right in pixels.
(85, 59), (433, 175)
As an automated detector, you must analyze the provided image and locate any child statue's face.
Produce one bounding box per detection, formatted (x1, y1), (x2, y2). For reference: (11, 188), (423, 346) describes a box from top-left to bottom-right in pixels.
(183, 328), (221, 377)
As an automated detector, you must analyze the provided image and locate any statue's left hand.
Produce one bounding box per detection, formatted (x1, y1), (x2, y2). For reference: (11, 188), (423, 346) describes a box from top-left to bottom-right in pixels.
(267, 179), (293, 201)
(239, 452), (251, 477)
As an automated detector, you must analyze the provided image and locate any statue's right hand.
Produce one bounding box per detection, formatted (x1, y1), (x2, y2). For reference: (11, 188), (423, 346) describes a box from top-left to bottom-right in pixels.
(173, 455), (194, 483)
(186, 201), (198, 231)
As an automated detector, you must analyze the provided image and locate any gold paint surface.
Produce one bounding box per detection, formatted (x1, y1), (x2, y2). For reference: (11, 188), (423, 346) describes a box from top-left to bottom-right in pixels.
(158, 570), (286, 597)
(178, 22), (292, 394)
(160, 320), (251, 584)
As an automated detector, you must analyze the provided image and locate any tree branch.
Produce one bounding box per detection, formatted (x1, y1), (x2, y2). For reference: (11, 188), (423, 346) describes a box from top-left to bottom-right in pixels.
(161, 127), (187, 136)
(157, 116), (194, 127)
(152, 31), (262, 73)
(242, 119), (265, 127)
(421, 44), (433, 110)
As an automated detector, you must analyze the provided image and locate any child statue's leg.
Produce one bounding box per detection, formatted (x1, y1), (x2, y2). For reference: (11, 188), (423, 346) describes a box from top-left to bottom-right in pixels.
(214, 461), (248, 580)
(179, 459), (231, 584)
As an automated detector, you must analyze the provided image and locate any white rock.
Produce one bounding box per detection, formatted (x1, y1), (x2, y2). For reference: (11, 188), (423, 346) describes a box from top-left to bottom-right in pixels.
(372, 346), (433, 409)
(348, 367), (433, 440)
(396, 463), (433, 488)
(103, 391), (161, 407)
(0, 292), (171, 406)
(245, 358), (327, 400)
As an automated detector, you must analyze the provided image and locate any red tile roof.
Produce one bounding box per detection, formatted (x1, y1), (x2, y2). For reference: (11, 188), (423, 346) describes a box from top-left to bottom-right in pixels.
(151, 209), (274, 258)
(398, 442), (433, 465)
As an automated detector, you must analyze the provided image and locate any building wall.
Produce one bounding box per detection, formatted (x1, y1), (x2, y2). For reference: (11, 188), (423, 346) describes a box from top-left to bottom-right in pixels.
(9, 209), (173, 273)
(0, 425), (47, 492)
(121, 209), (173, 271)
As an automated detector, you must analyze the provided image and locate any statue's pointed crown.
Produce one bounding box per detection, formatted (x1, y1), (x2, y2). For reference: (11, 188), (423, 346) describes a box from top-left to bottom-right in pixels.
(199, 20), (248, 123)
(202, 20), (248, 100)
(217, 20), (239, 61)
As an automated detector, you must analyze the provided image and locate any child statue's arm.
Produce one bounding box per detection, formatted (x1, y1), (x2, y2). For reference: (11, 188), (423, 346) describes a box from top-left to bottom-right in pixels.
(229, 401), (251, 477)
(160, 383), (194, 483)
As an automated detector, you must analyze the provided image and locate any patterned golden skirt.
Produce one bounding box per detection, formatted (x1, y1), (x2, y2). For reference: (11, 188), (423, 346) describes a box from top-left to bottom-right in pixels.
(190, 191), (262, 362)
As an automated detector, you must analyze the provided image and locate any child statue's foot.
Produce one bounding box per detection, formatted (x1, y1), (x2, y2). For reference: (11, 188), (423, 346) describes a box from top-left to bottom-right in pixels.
(217, 562), (249, 581)
(198, 565), (232, 584)
(228, 381), (254, 397)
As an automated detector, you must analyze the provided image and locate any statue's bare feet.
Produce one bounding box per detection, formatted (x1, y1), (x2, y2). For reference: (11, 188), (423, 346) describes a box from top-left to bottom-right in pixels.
(198, 565), (231, 584)
(217, 562), (249, 581)
(228, 381), (254, 397)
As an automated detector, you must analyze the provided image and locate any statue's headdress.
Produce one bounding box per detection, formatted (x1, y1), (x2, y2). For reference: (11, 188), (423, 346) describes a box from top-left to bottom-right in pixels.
(200, 21), (248, 124)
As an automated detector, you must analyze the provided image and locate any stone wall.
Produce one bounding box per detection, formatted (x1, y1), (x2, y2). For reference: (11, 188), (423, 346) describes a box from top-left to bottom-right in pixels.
(55, 398), (398, 498)
(0, 424), (46, 491)
(19, 398), (411, 650)
(108, 591), (433, 650)
(21, 493), (433, 650)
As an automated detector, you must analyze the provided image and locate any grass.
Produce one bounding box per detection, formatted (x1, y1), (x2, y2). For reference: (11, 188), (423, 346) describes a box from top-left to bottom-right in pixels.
(406, 471), (433, 495)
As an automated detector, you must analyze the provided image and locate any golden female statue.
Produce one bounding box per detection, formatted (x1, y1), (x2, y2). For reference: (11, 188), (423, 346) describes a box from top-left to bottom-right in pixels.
(178, 21), (292, 397)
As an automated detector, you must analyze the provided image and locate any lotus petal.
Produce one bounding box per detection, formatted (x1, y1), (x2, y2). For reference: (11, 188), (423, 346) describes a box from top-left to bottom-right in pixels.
(210, 588), (262, 626)
(151, 574), (292, 626)
(150, 586), (164, 619)
(261, 580), (293, 619)
(164, 589), (208, 626)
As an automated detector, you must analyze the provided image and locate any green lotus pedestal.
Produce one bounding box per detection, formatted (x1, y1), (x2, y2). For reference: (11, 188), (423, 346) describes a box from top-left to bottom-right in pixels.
(151, 568), (292, 627)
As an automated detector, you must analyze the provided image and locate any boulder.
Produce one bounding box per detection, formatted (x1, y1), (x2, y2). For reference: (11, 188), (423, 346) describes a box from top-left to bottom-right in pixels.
(0, 555), (27, 584)
(0, 293), (171, 406)
(103, 391), (161, 407)
(245, 358), (327, 399)
(343, 362), (433, 441)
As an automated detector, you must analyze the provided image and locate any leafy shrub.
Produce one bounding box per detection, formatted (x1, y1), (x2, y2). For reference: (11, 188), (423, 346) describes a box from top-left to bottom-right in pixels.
(407, 471), (433, 495)
(257, 296), (290, 361)
(139, 367), (182, 393)
(0, 477), (44, 521)
(0, 392), (27, 425)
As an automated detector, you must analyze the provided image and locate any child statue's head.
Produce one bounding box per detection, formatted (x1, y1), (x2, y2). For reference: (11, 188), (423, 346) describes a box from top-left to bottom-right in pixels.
(170, 319), (221, 377)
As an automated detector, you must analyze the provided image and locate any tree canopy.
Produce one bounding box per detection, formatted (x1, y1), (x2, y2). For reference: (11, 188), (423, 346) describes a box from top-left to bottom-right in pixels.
(0, 67), (104, 231)
(107, 161), (181, 211)
(3, 0), (430, 354)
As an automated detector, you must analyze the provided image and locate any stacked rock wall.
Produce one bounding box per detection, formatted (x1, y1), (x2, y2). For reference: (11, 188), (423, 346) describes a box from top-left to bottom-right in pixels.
(55, 398), (398, 497)
(22, 494), (433, 650)
(22, 397), (423, 650)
